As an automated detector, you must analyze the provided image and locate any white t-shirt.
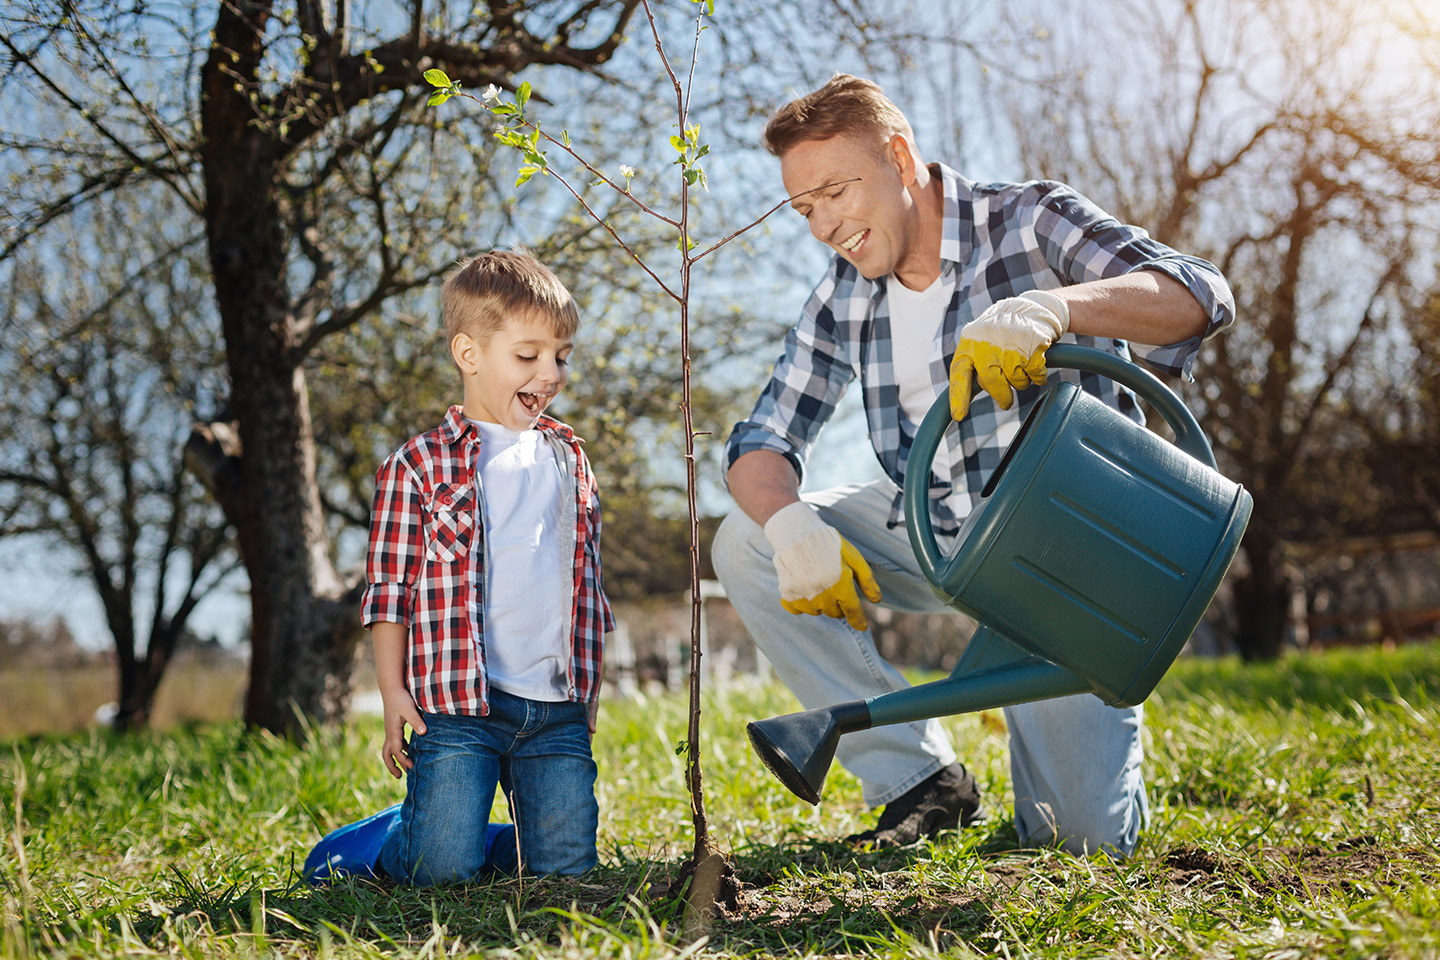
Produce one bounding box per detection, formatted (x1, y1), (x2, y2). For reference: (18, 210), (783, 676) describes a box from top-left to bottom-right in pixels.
(472, 419), (569, 701)
(886, 273), (954, 425)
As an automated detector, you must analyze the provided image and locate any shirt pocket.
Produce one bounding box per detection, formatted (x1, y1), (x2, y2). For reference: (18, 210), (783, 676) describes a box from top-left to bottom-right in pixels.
(424, 482), (477, 563)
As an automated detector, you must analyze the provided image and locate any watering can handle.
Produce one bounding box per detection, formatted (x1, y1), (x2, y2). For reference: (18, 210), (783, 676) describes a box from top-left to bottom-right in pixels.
(905, 343), (1216, 583)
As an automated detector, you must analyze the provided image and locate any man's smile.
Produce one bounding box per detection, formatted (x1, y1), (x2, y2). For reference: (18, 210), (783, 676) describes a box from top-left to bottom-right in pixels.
(839, 229), (868, 252)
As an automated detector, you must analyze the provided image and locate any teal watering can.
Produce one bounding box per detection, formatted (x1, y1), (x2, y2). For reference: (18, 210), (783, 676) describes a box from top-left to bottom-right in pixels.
(747, 343), (1253, 804)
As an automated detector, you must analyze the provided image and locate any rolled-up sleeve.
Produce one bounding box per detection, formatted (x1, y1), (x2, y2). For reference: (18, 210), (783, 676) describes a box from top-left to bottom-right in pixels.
(360, 455), (424, 627)
(1033, 183), (1235, 379)
(723, 270), (857, 486)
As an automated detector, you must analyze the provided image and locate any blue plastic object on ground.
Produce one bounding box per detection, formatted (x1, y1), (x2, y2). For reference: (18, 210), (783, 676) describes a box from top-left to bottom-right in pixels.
(303, 803), (402, 884)
(303, 803), (519, 884)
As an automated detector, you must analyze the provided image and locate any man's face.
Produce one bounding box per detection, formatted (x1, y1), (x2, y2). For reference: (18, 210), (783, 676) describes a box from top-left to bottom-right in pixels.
(780, 133), (919, 281)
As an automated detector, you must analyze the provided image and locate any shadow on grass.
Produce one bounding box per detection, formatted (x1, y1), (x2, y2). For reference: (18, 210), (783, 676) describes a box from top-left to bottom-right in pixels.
(135, 824), (1022, 954)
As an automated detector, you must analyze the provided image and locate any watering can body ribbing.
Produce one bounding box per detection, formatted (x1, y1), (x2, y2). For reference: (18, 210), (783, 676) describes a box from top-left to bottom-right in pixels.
(747, 344), (1253, 805)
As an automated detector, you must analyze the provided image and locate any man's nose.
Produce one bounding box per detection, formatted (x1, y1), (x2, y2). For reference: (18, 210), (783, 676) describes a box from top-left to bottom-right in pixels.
(809, 203), (840, 243)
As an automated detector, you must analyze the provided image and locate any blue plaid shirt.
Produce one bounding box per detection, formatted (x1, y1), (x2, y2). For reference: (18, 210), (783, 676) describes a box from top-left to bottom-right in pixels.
(724, 165), (1235, 536)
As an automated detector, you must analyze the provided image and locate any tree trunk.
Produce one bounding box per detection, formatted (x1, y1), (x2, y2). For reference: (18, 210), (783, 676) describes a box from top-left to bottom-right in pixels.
(1232, 531), (1290, 661)
(199, 0), (361, 738)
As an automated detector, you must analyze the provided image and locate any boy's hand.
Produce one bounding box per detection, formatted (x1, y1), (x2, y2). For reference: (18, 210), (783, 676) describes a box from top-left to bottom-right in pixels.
(380, 688), (427, 779)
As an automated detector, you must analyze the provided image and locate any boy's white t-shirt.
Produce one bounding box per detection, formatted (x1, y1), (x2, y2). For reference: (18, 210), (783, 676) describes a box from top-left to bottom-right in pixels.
(886, 272), (954, 425)
(471, 419), (569, 701)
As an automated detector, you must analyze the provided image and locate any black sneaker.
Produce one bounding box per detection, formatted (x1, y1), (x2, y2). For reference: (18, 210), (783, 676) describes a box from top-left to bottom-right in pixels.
(845, 763), (982, 848)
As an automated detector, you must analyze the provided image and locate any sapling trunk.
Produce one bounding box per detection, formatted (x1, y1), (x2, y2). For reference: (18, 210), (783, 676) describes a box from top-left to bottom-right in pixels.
(430, 2), (789, 935)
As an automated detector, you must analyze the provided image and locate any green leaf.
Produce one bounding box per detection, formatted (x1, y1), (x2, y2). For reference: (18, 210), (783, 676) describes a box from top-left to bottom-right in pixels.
(696, 143), (710, 159)
(491, 102), (518, 116)
(517, 81), (532, 108)
(669, 134), (686, 153)
(423, 68), (451, 88)
(426, 91), (451, 106)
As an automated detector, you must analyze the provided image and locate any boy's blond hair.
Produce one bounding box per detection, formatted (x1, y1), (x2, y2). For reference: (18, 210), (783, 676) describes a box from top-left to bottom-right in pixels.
(763, 73), (916, 159)
(442, 250), (580, 349)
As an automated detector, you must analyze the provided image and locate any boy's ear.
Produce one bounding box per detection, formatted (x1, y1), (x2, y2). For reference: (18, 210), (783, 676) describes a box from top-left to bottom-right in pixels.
(450, 332), (478, 375)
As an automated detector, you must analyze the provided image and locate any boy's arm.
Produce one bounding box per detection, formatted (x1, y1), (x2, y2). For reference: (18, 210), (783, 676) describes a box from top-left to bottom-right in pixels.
(373, 620), (427, 778)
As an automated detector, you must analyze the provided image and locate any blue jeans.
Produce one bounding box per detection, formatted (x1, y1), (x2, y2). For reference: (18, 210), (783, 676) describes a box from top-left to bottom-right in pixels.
(712, 478), (1148, 857)
(377, 689), (599, 884)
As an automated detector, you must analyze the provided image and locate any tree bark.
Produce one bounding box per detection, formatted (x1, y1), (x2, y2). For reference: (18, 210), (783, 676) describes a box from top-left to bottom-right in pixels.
(199, 0), (361, 736)
(1232, 533), (1290, 661)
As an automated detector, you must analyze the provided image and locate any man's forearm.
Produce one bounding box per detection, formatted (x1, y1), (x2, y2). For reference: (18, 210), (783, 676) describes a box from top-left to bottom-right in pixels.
(726, 449), (804, 527)
(1055, 272), (1209, 346)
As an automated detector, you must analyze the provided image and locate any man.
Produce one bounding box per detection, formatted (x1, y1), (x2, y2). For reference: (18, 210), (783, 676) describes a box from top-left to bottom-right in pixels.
(713, 74), (1234, 856)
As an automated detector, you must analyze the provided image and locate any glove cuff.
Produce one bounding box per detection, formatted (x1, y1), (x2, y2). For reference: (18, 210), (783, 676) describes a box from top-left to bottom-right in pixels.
(1018, 289), (1071, 337)
(763, 500), (829, 555)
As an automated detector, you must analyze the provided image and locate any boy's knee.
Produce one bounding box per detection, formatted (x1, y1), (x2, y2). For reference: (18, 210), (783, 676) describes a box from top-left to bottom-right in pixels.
(383, 838), (489, 886)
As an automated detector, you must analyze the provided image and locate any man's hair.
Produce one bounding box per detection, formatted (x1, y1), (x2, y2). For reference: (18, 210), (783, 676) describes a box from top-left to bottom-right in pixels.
(442, 249), (580, 348)
(763, 73), (915, 158)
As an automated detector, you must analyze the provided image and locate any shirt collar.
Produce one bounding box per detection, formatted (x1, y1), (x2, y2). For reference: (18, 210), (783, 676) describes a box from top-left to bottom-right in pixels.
(934, 162), (974, 273)
(439, 404), (577, 445)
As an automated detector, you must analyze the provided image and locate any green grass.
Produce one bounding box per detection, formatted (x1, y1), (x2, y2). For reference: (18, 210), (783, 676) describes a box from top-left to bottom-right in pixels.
(4, 640), (1440, 958)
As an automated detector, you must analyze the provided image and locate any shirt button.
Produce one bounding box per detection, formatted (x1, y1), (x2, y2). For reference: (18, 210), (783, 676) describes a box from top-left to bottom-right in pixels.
(441, 493), (453, 505)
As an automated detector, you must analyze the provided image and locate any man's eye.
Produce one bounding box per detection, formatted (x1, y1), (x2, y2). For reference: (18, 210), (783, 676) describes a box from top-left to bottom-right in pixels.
(518, 354), (537, 362)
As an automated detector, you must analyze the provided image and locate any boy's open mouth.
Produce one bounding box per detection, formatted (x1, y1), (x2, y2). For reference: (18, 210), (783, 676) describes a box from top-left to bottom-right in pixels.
(518, 391), (547, 414)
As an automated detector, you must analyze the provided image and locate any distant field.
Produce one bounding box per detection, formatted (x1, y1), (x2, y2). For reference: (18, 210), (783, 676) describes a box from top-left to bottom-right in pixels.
(0, 660), (248, 738)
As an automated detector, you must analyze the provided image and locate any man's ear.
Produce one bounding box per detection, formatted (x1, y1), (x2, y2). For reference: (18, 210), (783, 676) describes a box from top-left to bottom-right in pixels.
(887, 133), (922, 186)
(450, 332), (478, 375)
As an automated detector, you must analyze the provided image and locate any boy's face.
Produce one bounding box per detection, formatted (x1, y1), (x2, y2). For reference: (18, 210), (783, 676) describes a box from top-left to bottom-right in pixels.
(453, 313), (573, 431)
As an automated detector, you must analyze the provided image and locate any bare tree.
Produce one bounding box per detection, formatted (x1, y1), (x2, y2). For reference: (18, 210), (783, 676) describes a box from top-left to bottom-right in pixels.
(978, 0), (1440, 658)
(0, 190), (236, 729)
(4, 0), (648, 736)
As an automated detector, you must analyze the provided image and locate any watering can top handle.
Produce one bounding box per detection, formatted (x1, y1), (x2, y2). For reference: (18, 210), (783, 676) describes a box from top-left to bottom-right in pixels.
(1043, 343), (1215, 468)
(904, 343), (1216, 583)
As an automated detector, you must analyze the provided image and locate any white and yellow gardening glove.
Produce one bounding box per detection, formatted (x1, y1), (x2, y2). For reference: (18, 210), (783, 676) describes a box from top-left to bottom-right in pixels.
(764, 501), (882, 632)
(948, 289), (1070, 420)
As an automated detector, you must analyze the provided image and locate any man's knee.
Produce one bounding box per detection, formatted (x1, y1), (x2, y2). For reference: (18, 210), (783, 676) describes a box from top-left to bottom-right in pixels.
(711, 508), (766, 586)
(1014, 793), (1146, 858)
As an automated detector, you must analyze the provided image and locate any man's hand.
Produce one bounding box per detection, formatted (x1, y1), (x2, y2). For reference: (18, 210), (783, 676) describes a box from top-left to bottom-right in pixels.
(949, 290), (1070, 420)
(380, 686), (427, 779)
(764, 501), (882, 631)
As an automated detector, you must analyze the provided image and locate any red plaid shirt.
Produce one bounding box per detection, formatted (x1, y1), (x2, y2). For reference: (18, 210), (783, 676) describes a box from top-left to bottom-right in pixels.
(361, 405), (614, 715)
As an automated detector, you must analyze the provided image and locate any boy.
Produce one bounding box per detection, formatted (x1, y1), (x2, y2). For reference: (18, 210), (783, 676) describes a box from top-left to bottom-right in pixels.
(305, 250), (614, 885)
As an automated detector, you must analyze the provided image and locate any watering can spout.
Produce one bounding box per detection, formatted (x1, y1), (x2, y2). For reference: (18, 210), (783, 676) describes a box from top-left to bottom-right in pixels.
(748, 627), (1092, 804)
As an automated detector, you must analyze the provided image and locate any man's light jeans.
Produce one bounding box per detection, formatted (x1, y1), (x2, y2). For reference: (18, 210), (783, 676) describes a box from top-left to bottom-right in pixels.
(712, 478), (1148, 856)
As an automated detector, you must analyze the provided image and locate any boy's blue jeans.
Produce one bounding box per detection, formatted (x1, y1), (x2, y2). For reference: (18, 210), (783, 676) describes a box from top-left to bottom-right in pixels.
(377, 689), (599, 884)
